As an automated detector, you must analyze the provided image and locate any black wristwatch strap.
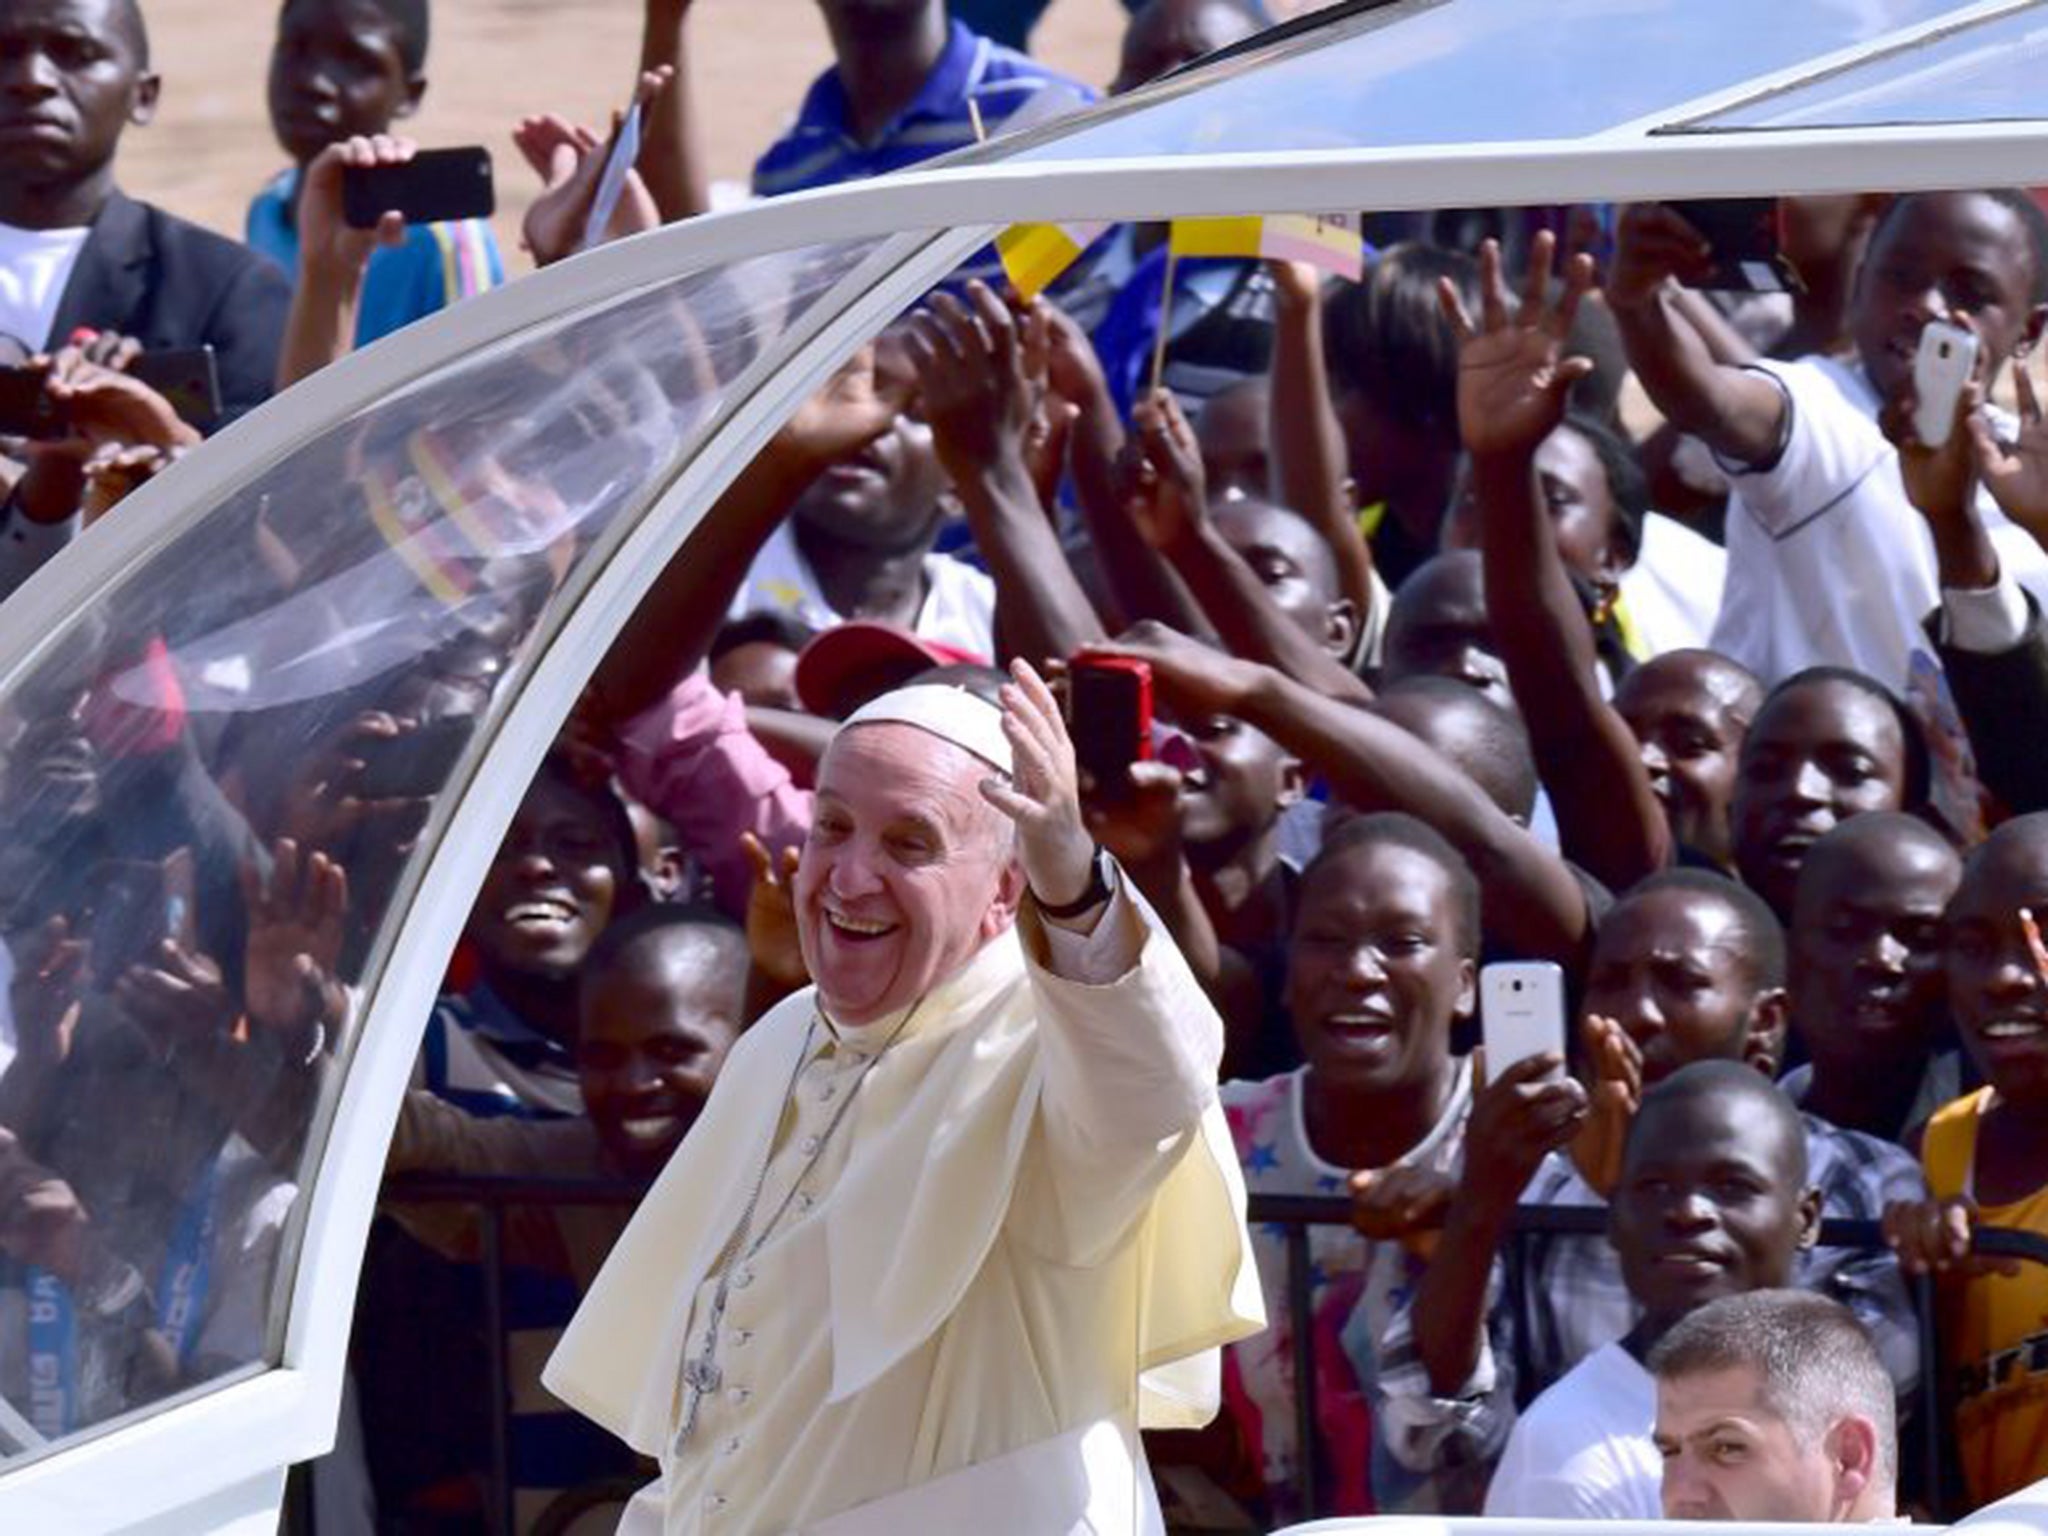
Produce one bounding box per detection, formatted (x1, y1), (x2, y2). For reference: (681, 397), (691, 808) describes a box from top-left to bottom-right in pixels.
(1038, 846), (1113, 919)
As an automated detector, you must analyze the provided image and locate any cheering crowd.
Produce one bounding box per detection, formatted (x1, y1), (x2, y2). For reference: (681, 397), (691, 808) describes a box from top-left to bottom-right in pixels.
(2, 0), (2048, 1529)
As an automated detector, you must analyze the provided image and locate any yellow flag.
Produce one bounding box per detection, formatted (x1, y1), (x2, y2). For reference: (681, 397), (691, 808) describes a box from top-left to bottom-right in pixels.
(996, 221), (1109, 302)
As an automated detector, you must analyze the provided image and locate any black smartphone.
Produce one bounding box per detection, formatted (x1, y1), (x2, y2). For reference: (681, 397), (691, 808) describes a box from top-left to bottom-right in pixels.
(343, 146), (495, 230)
(1066, 656), (1154, 796)
(1666, 198), (1805, 294)
(0, 366), (62, 439)
(86, 849), (196, 987)
(129, 346), (223, 431)
(351, 716), (473, 799)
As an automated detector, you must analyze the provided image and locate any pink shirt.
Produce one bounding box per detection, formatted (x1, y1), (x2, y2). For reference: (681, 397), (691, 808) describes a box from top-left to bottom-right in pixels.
(616, 671), (813, 919)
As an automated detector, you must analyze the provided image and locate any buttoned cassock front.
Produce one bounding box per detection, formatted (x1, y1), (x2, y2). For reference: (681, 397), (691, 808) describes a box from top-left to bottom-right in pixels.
(543, 882), (1263, 1534)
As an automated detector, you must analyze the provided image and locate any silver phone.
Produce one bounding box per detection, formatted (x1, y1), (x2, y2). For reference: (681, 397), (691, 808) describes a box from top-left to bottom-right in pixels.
(1480, 961), (1568, 1077)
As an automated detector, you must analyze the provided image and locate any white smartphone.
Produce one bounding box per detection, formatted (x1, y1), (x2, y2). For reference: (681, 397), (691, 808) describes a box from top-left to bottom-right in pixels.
(1913, 319), (1979, 447)
(1480, 961), (1568, 1078)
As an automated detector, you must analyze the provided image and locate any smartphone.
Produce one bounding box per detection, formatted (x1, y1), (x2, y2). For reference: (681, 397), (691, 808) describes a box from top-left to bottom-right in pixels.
(86, 849), (196, 987)
(343, 146), (495, 230)
(351, 716), (472, 799)
(0, 367), (62, 440)
(1667, 198), (1805, 294)
(1480, 960), (1567, 1078)
(1066, 656), (1153, 795)
(129, 346), (223, 431)
(1913, 319), (1980, 447)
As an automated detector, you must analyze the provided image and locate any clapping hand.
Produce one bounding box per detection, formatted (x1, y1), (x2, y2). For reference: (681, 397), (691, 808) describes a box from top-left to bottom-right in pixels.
(1567, 1014), (1641, 1198)
(741, 831), (808, 991)
(1117, 389), (1207, 553)
(904, 281), (1038, 489)
(1971, 358), (2048, 554)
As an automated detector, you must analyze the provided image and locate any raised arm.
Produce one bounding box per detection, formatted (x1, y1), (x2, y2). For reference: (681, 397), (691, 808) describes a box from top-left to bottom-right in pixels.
(1125, 389), (1373, 706)
(1607, 203), (1789, 469)
(276, 136), (413, 391)
(1040, 302), (1207, 637)
(636, 0), (710, 222)
(586, 346), (900, 727)
(1267, 260), (1376, 622)
(1450, 235), (1672, 890)
(905, 282), (1106, 667)
(1098, 623), (1594, 970)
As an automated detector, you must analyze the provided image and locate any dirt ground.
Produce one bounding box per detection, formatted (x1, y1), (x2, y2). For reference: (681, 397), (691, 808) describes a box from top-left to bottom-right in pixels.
(119, 0), (1134, 258)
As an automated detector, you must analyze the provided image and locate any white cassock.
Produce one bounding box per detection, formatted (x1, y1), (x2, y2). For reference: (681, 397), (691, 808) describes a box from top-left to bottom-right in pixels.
(543, 879), (1263, 1534)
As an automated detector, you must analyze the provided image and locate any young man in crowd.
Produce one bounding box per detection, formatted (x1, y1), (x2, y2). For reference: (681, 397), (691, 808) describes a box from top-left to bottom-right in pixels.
(1651, 1290), (1899, 1525)
(1609, 190), (2048, 698)
(1729, 666), (1928, 926)
(381, 904), (745, 1529)
(1614, 648), (1763, 872)
(248, 0), (501, 356)
(1887, 810), (2048, 1509)
(418, 755), (641, 1120)
(1780, 812), (1964, 1144)
(1378, 868), (1925, 1477)
(0, 0), (287, 404)
(1484, 1062), (1824, 1517)
(752, 0), (1090, 290)
(0, 0), (289, 575)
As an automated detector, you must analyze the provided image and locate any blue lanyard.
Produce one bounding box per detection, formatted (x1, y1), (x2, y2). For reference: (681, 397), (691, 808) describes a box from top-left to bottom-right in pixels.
(22, 1159), (220, 1437)
(23, 1269), (73, 1439)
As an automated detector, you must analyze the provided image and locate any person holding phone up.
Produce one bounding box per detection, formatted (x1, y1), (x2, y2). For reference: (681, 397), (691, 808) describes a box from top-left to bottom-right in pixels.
(250, 0), (503, 385)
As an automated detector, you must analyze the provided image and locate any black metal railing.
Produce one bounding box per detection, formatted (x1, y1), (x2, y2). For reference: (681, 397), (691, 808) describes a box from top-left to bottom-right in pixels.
(363, 1176), (2048, 1533)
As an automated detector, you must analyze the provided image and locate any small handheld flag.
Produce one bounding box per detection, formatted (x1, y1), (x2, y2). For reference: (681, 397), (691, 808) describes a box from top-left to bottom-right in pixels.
(996, 221), (1109, 303)
(1168, 212), (1365, 282)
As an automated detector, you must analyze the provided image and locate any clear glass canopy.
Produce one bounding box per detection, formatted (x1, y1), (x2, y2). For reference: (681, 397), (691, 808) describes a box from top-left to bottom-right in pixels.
(0, 235), (875, 1463)
(4, 0), (2048, 1516)
(1002, 0), (1980, 163)
(1681, 2), (2048, 131)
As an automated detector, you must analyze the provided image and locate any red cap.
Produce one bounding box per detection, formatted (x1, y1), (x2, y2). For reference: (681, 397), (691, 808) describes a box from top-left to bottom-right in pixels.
(795, 621), (986, 720)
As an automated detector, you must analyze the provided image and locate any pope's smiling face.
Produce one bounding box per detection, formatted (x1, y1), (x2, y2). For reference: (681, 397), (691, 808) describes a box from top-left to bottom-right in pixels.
(796, 723), (1023, 1027)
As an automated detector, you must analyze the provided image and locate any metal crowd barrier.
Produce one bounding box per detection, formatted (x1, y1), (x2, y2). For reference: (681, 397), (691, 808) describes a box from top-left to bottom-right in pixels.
(366, 1176), (2048, 1534)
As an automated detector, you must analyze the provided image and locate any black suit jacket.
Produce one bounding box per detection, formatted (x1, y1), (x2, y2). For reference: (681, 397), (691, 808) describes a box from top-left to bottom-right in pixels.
(47, 190), (291, 428)
(1932, 592), (2048, 817)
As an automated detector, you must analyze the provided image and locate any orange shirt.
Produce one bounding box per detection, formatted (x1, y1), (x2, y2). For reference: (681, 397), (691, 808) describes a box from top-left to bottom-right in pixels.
(1923, 1089), (2048, 1507)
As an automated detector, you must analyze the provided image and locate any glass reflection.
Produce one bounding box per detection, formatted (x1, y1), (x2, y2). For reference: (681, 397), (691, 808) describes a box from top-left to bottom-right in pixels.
(0, 237), (873, 1459)
(1006, 0), (1973, 159)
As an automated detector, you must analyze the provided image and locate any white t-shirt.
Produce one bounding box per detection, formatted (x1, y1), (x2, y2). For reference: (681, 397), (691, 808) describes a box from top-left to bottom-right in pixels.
(731, 521), (997, 657)
(1621, 512), (1727, 658)
(0, 221), (90, 351)
(1711, 355), (2048, 691)
(1483, 1340), (1661, 1519)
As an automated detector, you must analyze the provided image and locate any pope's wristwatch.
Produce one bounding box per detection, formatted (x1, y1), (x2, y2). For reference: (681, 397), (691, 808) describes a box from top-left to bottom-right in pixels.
(1037, 845), (1114, 920)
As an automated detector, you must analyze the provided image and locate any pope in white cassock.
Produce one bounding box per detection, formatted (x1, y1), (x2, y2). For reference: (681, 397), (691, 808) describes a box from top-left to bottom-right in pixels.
(544, 662), (1263, 1534)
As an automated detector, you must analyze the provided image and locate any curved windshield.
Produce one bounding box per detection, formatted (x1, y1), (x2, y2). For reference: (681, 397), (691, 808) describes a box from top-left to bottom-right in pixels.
(0, 236), (875, 1462)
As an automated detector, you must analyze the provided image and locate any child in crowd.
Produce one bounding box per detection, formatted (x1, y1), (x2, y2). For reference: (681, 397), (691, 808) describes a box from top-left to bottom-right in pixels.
(1887, 811), (2048, 1508)
(248, 0), (502, 350)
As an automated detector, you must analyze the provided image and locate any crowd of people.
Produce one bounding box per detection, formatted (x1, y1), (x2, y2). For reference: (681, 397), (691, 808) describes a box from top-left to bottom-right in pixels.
(1, 0), (2047, 1530)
